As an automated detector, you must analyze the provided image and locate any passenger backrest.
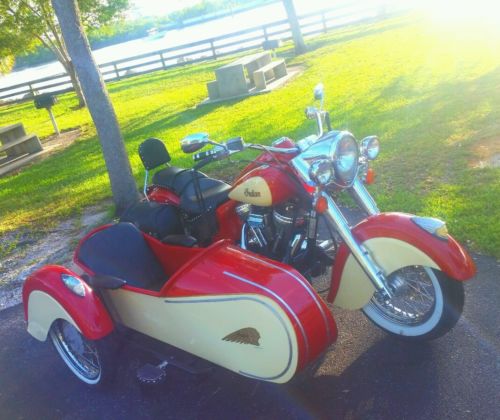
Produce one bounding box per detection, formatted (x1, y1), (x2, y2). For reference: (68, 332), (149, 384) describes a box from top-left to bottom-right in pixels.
(139, 137), (171, 170)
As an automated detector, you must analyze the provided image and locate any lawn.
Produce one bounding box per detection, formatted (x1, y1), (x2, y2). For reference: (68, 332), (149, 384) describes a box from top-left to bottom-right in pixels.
(0, 13), (499, 257)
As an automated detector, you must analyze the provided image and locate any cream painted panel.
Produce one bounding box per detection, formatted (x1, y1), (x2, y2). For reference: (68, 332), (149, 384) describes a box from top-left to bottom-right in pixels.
(334, 238), (440, 310)
(27, 291), (80, 341)
(106, 291), (298, 383)
(228, 176), (272, 206)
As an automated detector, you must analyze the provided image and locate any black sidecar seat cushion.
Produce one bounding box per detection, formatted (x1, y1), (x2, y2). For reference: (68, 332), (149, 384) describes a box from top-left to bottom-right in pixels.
(152, 168), (207, 195)
(180, 177), (231, 214)
(77, 223), (166, 291)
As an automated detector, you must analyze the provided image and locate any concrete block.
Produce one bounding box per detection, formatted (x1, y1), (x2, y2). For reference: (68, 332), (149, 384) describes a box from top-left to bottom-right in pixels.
(215, 63), (249, 98)
(207, 80), (220, 100)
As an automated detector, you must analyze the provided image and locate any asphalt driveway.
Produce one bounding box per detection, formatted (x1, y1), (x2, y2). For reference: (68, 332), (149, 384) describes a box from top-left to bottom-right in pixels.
(0, 253), (499, 420)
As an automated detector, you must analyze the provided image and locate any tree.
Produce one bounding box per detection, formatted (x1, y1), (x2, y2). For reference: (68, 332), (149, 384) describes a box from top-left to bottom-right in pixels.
(282, 0), (306, 55)
(0, 56), (14, 74)
(0, 0), (128, 108)
(52, 0), (139, 212)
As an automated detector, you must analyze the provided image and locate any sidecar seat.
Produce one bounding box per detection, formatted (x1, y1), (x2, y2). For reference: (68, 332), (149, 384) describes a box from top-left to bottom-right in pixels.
(139, 137), (207, 194)
(77, 223), (166, 291)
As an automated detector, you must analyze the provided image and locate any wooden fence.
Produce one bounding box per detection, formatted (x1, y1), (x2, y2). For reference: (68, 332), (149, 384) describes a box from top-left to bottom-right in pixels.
(0, 2), (384, 103)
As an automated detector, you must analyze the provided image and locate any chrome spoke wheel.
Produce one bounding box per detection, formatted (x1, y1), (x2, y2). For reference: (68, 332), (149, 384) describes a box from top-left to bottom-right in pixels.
(50, 320), (102, 384)
(372, 266), (437, 325)
(363, 266), (450, 338)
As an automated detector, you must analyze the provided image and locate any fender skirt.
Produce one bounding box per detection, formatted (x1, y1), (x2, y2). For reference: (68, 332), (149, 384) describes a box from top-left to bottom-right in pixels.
(327, 212), (476, 309)
(22, 265), (114, 341)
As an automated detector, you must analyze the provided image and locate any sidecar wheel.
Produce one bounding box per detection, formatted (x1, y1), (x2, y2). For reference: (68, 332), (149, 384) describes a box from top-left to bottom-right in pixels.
(363, 267), (464, 341)
(49, 319), (116, 386)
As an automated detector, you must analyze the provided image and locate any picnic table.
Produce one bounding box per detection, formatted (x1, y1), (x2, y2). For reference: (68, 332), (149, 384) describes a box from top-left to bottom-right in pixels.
(206, 51), (287, 101)
(0, 123), (42, 159)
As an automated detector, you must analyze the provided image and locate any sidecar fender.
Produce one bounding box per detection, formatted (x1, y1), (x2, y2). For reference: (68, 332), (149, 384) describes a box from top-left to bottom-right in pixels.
(23, 265), (114, 341)
(328, 212), (476, 309)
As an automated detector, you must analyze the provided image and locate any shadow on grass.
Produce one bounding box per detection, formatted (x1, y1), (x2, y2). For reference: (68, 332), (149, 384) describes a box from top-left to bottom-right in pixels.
(107, 59), (232, 97)
(123, 95), (249, 144)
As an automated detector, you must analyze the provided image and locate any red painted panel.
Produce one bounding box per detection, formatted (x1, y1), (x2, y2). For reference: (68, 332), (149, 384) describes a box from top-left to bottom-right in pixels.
(147, 185), (181, 205)
(163, 242), (337, 371)
(213, 199), (242, 243)
(22, 265), (114, 340)
(327, 212), (477, 302)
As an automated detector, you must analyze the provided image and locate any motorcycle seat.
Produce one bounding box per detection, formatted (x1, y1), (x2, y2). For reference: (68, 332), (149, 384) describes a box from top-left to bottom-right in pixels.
(152, 168), (206, 195)
(139, 137), (207, 194)
(180, 177), (231, 214)
(120, 200), (183, 240)
(77, 223), (167, 291)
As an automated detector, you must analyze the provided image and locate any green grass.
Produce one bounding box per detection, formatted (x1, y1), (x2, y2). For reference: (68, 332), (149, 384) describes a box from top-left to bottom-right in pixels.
(1, 13), (499, 256)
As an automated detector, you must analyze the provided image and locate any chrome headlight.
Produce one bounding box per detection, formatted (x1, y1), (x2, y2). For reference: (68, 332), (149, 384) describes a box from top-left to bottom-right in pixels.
(360, 136), (380, 160)
(309, 159), (333, 185)
(333, 132), (359, 186)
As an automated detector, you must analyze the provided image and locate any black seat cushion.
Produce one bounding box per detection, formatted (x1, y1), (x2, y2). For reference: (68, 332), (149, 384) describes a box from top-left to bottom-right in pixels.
(77, 223), (166, 290)
(120, 201), (183, 240)
(152, 167), (206, 194)
(180, 177), (231, 214)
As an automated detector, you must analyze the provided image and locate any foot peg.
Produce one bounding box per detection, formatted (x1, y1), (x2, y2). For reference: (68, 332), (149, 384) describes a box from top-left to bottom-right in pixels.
(137, 361), (168, 385)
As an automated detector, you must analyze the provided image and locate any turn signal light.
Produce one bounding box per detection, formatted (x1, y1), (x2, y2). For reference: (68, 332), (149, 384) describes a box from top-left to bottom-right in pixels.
(366, 168), (375, 184)
(315, 196), (328, 213)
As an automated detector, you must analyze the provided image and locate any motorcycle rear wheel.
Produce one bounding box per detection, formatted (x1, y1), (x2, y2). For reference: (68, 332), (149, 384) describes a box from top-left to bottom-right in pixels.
(362, 267), (464, 341)
(49, 319), (116, 386)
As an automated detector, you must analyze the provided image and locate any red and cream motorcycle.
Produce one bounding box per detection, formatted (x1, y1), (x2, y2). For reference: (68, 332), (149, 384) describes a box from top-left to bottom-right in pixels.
(23, 85), (475, 387)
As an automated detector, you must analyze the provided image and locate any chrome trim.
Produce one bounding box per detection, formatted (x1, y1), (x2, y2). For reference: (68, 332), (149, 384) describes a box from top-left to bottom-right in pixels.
(223, 271), (309, 363)
(240, 253), (332, 342)
(320, 191), (392, 297)
(164, 295), (293, 381)
(240, 223), (247, 249)
(411, 216), (449, 241)
(247, 144), (299, 154)
(315, 110), (324, 138)
(143, 169), (149, 201)
(349, 178), (380, 215)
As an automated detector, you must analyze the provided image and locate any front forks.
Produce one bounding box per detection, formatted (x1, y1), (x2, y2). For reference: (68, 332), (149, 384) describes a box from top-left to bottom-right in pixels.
(320, 188), (393, 298)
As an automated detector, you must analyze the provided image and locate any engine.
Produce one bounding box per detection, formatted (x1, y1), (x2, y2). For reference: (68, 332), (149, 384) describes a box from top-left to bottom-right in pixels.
(236, 201), (307, 262)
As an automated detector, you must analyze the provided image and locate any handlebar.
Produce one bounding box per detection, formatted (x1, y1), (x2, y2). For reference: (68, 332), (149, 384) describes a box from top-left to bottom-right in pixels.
(193, 147), (226, 162)
(191, 137), (299, 169)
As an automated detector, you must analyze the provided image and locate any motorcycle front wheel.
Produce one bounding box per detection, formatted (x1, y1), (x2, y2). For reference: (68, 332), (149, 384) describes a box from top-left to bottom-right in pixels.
(363, 266), (464, 341)
(49, 319), (116, 386)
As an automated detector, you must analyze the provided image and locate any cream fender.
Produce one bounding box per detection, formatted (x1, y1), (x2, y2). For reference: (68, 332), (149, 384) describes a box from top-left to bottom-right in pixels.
(333, 237), (439, 309)
(26, 290), (81, 341)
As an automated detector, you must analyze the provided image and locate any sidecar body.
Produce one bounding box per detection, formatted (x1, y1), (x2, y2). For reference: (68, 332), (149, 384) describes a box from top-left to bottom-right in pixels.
(23, 222), (336, 384)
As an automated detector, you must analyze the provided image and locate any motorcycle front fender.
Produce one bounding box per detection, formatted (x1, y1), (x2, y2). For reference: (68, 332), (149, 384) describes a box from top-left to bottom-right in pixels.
(327, 212), (476, 309)
(22, 265), (114, 341)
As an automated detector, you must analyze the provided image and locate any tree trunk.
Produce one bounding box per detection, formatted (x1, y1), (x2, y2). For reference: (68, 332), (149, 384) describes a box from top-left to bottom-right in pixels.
(60, 59), (86, 108)
(282, 0), (307, 55)
(52, 0), (140, 213)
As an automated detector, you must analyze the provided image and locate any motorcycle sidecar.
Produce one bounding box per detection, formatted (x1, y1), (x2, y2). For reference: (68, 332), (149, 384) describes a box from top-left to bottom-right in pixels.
(23, 222), (336, 385)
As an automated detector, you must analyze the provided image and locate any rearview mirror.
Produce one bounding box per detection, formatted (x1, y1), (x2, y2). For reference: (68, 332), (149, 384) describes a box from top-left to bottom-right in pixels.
(181, 132), (209, 153)
(313, 83), (324, 101)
